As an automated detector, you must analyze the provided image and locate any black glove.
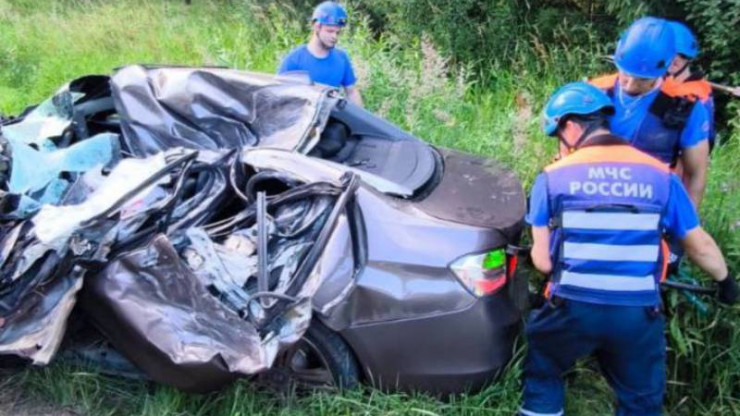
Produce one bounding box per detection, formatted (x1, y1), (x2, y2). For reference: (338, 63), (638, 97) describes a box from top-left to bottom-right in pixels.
(717, 276), (740, 305)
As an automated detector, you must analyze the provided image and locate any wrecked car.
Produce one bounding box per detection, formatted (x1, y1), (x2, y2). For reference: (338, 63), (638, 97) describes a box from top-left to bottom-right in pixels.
(0, 65), (527, 395)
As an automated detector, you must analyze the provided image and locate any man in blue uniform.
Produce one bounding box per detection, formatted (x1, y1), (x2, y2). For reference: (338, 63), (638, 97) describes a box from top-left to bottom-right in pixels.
(591, 17), (710, 208)
(519, 82), (738, 416)
(278, 1), (363, 106)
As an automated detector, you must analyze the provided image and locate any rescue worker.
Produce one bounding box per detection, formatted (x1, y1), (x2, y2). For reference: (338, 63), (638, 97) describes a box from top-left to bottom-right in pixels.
(278, 1), (363, 106)
(590, 17), (710, 208)
(665, 21), (716, 148)
(519, 82), (738, 416)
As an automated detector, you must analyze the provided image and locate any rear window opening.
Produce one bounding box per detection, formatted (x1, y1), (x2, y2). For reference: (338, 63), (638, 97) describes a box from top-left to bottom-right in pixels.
(310, 102), (442, 198)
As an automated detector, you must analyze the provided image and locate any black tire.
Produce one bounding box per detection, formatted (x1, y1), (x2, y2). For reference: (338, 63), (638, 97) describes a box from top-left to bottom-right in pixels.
(260, 320), (360, 392)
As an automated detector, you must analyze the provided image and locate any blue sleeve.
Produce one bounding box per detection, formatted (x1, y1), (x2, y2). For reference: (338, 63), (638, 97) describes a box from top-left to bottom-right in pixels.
(526, 173), (550, 227)
(341, 52), (357, 87)
(661, 174), (700, 239)
(679, 100), (710, 149)
(277, 50), (298, 74)
(703, 98), (716, 143)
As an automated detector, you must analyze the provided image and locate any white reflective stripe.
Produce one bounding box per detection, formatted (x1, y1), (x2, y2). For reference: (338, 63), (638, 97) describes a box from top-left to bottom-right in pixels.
(563, 242), (659, 262)
(560, 271), (656, 291)
(563, 212), (660, 230)
(519, 408), (564, 416)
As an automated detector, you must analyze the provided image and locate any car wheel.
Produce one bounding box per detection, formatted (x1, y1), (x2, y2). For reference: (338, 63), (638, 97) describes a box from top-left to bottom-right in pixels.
(260, 320), (360, 392)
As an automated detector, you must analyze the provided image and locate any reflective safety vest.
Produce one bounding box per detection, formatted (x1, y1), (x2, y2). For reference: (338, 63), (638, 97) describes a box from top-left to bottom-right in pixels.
(544, 136), (671, 306)
(590, 74), (699, 167)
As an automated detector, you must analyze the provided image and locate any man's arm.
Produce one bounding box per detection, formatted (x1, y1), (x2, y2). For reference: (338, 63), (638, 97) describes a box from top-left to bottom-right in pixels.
(531, 226), (552, 274)
(665, 173), (719, 276)
(345, 86), (363, 107)
(679, 102), (711, 208)
(665, 174), (737, 303)
(681, 227), (728, 281)
(526, 174), (552, 274)
(680, 140), (709, 208)
(340, 52), (362, 106)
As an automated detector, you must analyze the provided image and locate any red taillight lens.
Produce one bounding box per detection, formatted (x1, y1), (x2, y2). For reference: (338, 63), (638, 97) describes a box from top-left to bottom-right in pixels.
(506, 254), (518, 280)
(450, 249), (509, 297)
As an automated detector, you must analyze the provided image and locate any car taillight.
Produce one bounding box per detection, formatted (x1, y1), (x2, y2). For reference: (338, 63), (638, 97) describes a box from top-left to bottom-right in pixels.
(450, 248), (509, 297)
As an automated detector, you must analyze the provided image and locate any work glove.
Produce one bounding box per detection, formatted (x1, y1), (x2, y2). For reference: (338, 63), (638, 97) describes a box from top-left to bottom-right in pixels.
(717, 275), (740, 305)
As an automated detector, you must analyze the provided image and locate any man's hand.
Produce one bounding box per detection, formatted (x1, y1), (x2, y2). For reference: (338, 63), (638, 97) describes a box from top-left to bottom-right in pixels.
(717, 275), (740, 305)
(345, 86), (364, 107)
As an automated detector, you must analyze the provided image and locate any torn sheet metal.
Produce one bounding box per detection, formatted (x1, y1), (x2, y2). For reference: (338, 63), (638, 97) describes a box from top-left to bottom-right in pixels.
(0, 267), (84, 364)
(111, 65), (339, 157)
(0, 150), (216, 365)
(0, 212), (126, 364)
(75, 173), (357, 392)
(308, 214), (356, 319)
(81, 235), (281, 392)
(165, 151), (233, 233)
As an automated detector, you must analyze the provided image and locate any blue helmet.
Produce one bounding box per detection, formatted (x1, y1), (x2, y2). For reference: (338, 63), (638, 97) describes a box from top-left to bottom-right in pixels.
(614, 17), (676, 78)
(312, 1), (348, 27)
(669, 21), (699, 59)
(542, 82), (615, 137)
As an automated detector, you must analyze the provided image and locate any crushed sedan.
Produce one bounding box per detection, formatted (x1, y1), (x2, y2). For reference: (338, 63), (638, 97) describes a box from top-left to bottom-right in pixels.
(0, 65), (527, 395)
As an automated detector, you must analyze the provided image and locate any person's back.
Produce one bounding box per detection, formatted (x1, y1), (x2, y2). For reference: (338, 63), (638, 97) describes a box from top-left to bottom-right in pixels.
(542, 139), (672, 306)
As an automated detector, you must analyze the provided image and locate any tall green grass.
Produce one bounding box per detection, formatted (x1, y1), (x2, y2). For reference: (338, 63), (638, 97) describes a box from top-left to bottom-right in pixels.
(1, 0), (739, 414)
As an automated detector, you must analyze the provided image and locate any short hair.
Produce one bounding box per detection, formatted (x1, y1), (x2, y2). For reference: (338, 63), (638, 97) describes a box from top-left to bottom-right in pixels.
(564, 111), (610, 132)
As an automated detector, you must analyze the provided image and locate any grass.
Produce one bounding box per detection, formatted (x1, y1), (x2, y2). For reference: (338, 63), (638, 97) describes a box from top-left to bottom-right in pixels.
(1, 0), (739, 414)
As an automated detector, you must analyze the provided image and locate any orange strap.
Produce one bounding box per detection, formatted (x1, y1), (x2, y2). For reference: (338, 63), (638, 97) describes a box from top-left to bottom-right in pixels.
(590, 73), (712, 102)
(589, 73), (618, 90)
(659, 239), (670, 282)
(662, 77), (712, 102)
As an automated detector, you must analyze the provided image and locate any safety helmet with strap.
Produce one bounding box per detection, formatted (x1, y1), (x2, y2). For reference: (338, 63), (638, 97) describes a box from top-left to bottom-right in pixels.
(542, 82), (615, 137)
(614, 17), (676, 79)
(669, 21), (699, 59)
(311, 1), (348, 27)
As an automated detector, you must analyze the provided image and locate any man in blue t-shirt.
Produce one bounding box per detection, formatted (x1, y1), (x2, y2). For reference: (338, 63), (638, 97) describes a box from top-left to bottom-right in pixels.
(278, 1), (363, 107)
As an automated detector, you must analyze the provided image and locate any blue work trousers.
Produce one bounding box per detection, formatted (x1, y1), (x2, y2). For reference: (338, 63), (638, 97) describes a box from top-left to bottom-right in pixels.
(520, 299), (666, 416)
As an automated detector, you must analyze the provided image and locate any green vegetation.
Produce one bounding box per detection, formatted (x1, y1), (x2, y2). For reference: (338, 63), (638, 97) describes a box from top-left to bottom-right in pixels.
(0, 0), (739, 414)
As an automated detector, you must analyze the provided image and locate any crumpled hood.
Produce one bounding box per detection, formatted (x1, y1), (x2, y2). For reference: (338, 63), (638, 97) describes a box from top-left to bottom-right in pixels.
(111, 65), (339, 157)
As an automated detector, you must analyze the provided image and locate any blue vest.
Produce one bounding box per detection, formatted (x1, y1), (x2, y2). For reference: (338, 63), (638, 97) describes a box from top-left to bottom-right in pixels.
(544, 138), (671, 306)
(604, 84), (695, 167)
